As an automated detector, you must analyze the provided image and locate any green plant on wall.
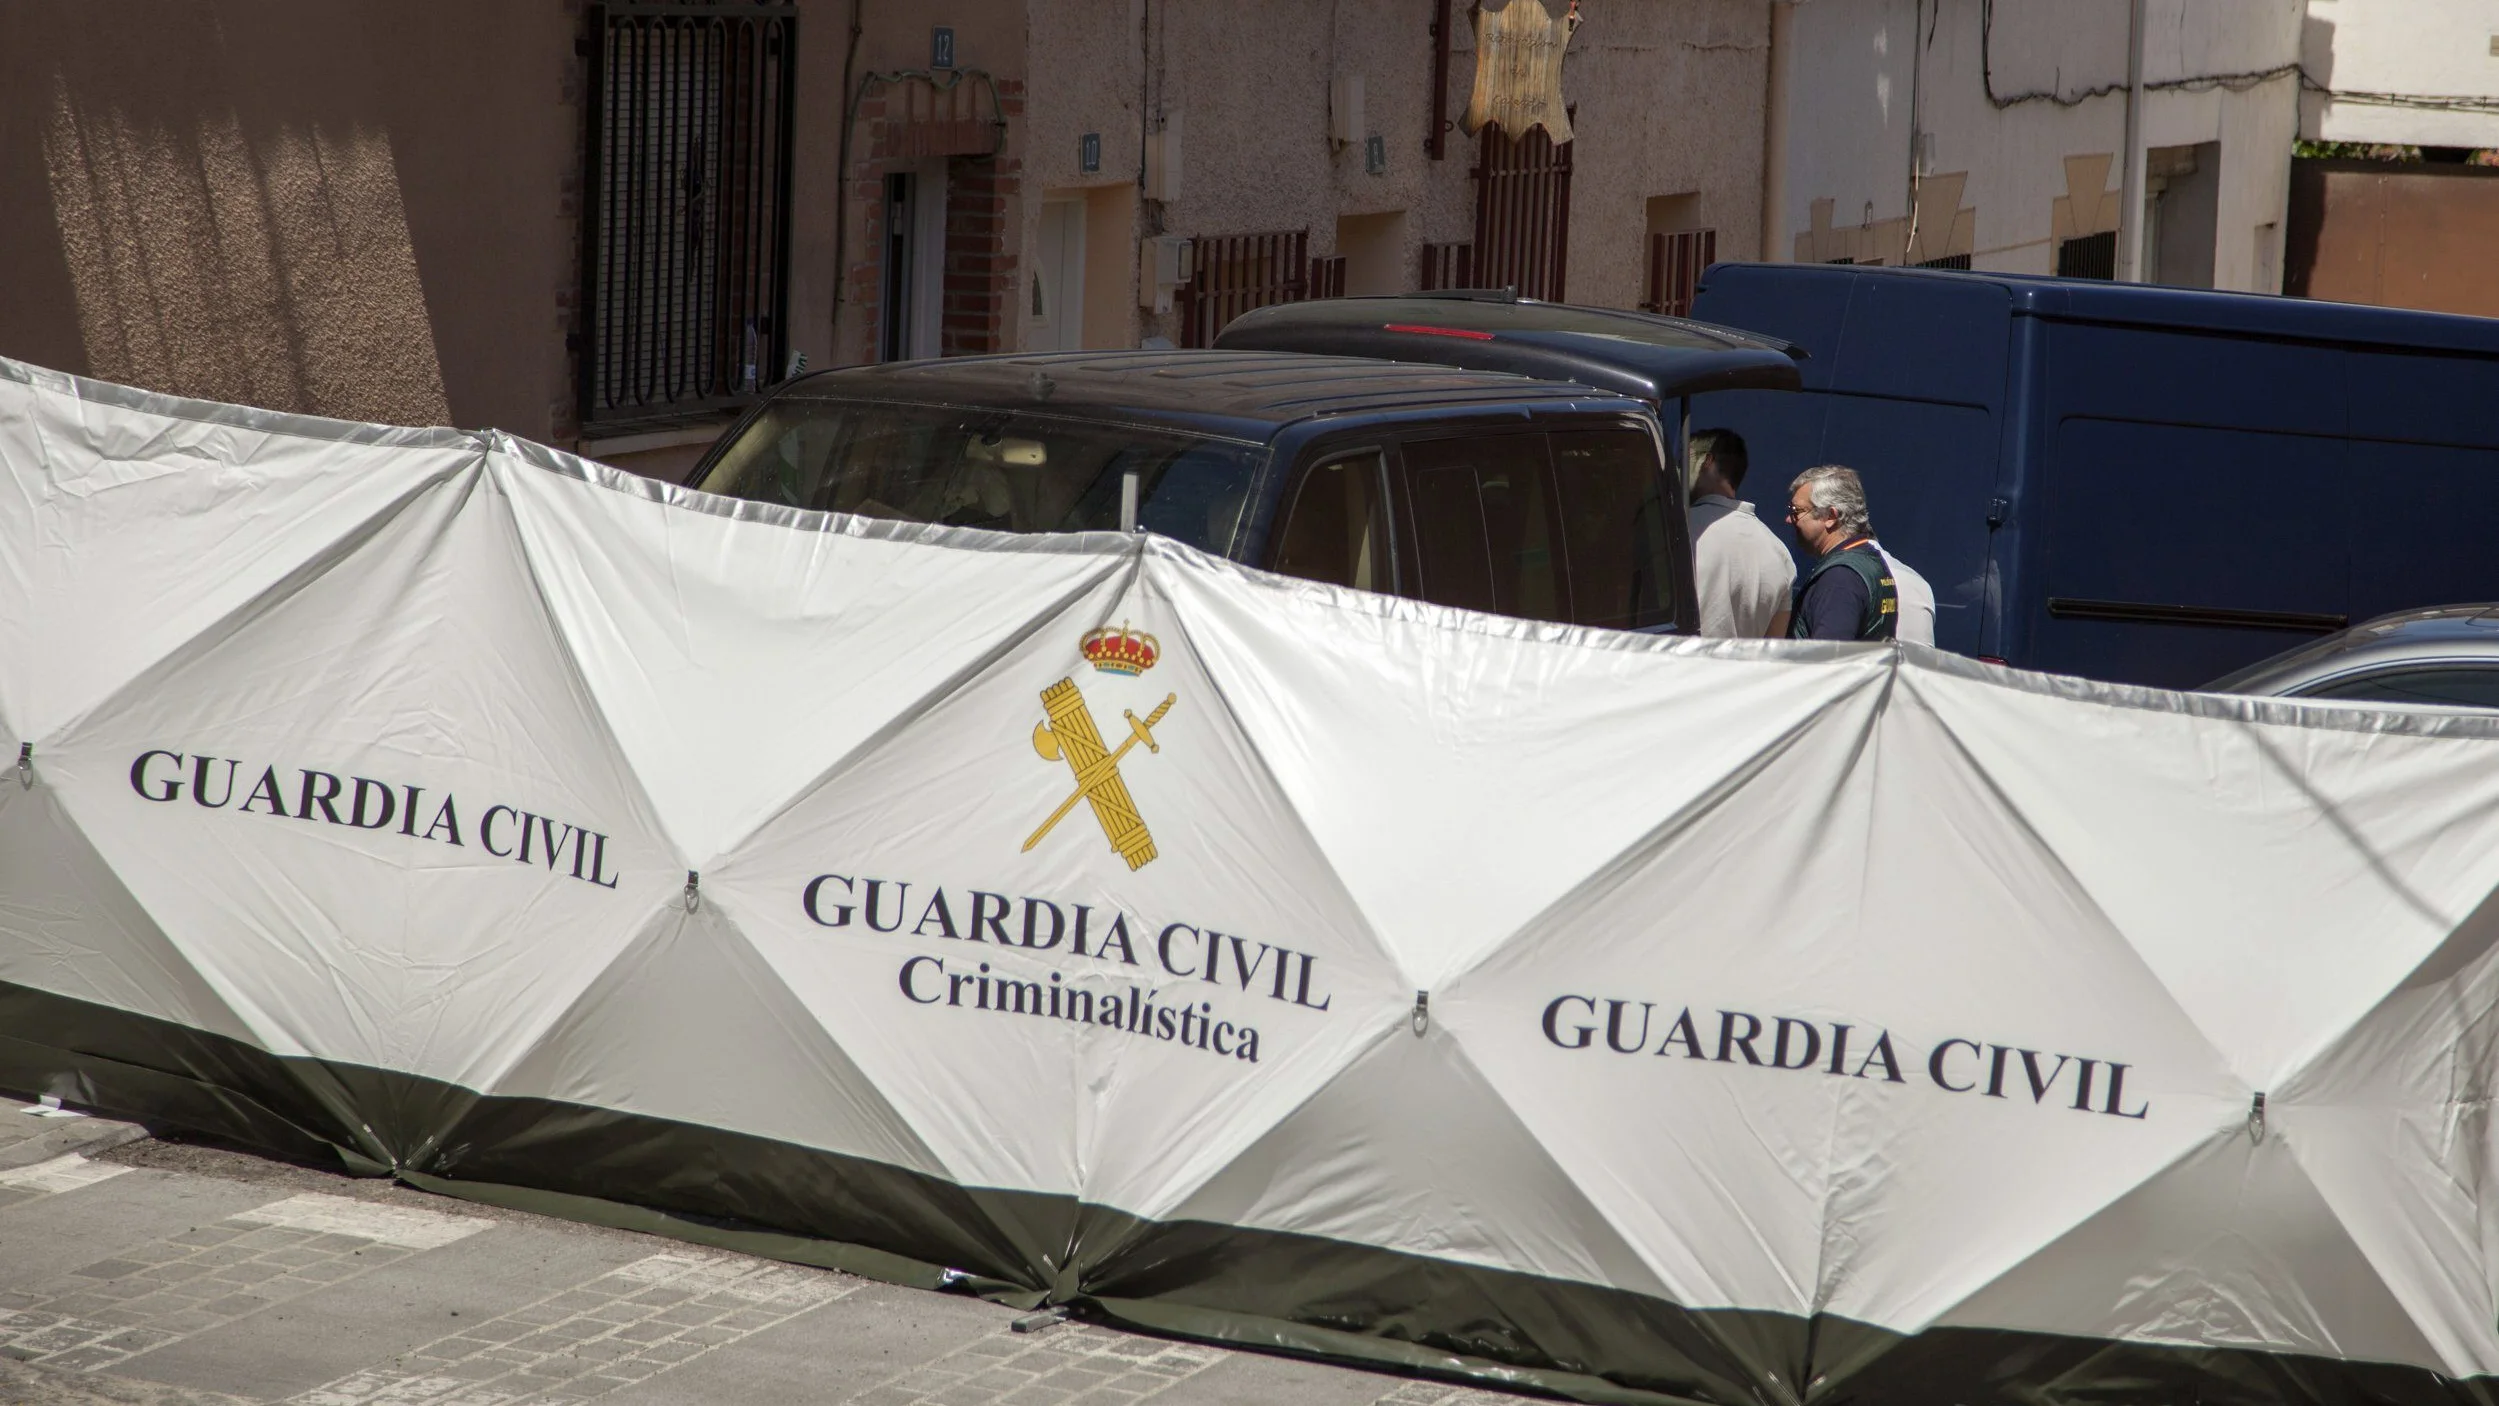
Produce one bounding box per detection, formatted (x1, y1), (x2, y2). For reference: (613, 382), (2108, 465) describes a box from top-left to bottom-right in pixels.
(2294, 139), (2422, 161)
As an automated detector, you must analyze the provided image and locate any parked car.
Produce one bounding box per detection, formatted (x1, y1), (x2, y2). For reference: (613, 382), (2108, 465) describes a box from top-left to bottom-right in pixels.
(1212, 291), (1804, 423)
(2203, 604), (2499, 708)
(687, 350), (1701, 631)
(683, 307), (1802, 634)
(1688, 263), (2499, 687)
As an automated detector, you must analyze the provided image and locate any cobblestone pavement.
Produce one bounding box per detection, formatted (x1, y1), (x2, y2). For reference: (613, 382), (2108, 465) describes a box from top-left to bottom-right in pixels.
(0, 1098), (1534, 1406)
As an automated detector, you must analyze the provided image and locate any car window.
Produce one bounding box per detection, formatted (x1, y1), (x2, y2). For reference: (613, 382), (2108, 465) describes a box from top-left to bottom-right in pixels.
(1548, 428), (1677, 631)
(1269, 452), (1390, 592)
(2298, 666), (2499, 710)
(691, 399), (1262, 553)
(1401, 435), (1567, 623)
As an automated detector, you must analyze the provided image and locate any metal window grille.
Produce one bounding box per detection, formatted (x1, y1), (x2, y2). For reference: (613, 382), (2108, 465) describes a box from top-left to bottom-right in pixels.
(582, 2), (797, 426)
(1309, 255), (1348, 300)
(1472, 124), (1572, 300)
(1640, 228), (1715, 316)
(2057, 231), (2116, 280)
(1176, 231), (1309, 349)
(1916, 253), (1974, 270)
(1419, 241), (1475, 291)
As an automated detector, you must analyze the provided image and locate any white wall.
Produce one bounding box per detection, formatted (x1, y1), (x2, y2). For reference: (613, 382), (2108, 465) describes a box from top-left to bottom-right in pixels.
(2301, 0), (2499, 148)
(1774, 0), (2301, 290)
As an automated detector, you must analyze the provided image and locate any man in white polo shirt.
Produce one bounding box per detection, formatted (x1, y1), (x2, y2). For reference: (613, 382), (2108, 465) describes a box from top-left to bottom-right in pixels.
(1873, 541), (1935, 645)
(1685, 429), (1795, 637)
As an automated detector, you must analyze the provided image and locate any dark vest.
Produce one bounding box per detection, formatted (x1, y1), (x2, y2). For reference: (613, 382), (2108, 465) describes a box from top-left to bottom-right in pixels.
(1788, 540), (1899, 641)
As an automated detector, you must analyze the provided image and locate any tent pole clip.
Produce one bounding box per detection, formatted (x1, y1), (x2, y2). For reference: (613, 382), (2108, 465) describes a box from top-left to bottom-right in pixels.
(1411, 990), (1429, 1037)
(683, 871), (701, 913)
(2247, 1091), (2267, 1144)
(14, 743), (29, 789)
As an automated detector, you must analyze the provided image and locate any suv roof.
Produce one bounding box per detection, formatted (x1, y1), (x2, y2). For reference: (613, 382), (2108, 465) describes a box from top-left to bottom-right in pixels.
(764, 349), (1641, 443)
(1213, 293), (1806, 402)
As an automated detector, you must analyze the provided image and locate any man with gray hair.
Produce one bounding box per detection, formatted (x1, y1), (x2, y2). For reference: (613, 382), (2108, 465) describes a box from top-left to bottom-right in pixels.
(1782, 464), (1898, 641)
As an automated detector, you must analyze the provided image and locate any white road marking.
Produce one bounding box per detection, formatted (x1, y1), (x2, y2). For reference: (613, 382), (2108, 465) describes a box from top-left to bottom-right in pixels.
(233, 1193), (489, 1250)
(0, 1153), (133, 1194)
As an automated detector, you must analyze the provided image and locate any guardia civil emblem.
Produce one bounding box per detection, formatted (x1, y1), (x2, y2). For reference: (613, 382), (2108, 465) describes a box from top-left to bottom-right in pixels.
(1025, 625), (1176, 871)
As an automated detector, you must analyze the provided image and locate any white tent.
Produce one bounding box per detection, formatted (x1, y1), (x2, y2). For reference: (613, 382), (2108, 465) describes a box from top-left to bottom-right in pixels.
(7, 355), (2499, 1403)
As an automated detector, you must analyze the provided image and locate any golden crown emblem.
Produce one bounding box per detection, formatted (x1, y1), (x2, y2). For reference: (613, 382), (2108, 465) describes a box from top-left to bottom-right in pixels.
(1081, 624), (1159, 676)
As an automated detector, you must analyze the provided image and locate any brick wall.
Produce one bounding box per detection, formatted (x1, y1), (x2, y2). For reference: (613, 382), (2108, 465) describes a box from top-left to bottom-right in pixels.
(940, 79), (1023, 358)
(837, 78), (1022, 363)
(848, 91), (895, 362)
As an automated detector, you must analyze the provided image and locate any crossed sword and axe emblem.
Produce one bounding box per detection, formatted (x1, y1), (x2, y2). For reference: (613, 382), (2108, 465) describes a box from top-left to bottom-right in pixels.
(1026, 678), (1177, 871)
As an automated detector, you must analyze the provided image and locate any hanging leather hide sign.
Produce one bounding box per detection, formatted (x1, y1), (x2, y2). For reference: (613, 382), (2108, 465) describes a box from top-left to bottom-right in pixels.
(1461, 0), (1579, 142)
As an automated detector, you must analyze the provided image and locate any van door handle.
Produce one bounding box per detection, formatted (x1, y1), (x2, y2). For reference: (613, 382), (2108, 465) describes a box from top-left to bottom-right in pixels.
(1986, 497), (2010, 529)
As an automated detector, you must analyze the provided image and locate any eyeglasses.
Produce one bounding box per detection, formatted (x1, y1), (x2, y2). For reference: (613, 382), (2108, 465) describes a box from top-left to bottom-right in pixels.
(1785, 500), (1825, 523)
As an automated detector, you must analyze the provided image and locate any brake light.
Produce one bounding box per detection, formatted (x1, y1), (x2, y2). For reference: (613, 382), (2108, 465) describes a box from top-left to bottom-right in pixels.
(1383, 323), (1495, 341)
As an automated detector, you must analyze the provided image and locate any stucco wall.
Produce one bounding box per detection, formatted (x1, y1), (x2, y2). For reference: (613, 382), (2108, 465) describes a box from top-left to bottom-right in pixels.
(0, 2), (578, 434)
(1774, 0), (2300, 290)
(1015, 0), (1768, 346)
(1022, 0), (1150, 348)
(2301, 0), (2499, 148)
(0, 0), (1774, 447)
(1555, 1), (1769, 309)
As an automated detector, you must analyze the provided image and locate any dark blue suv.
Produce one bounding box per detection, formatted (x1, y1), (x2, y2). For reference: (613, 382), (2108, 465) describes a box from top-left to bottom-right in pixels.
(685, 300), (1801, 635)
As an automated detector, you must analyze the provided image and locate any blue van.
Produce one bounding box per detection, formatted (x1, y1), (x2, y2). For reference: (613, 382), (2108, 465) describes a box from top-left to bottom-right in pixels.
(1690, 264), (2499, 687)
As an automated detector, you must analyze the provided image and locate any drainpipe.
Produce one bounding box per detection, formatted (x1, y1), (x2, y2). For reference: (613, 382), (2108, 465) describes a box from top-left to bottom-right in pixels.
(831, 0), (866, 345)
(2116, 0), (2147, 281)
(1760, 1), (1794, 260)
(1903, 0), (1924, 264)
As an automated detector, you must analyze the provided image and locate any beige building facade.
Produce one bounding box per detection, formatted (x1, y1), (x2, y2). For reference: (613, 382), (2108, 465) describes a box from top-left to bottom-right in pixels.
(1, 1), (1773, 478)
(1763, 0), (2303, 292)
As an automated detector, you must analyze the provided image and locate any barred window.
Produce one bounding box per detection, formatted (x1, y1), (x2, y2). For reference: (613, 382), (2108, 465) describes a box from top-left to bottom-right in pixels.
(1177, 232), (1310, 349)
(1641, 229), (1716, 317)
(1420, 241), (1475, 291)
(1473, 124), (1572, 300)
(582, 3), (796, 426)
(2057, 231), (2116, 280)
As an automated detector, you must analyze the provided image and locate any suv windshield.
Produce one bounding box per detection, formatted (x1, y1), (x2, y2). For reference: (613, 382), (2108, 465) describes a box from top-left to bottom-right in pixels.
(692, 398), (1265, 554)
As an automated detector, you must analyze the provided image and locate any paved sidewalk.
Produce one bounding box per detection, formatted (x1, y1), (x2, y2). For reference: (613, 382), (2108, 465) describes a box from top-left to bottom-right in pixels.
(0, 1096), (150, 1175)
(0, 1098), (1535, 1406)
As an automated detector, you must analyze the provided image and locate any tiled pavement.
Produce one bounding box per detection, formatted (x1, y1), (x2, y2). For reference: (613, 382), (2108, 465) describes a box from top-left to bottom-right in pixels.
(286, 1249), (853, 1405)
(0, 1099), (1531, 1406)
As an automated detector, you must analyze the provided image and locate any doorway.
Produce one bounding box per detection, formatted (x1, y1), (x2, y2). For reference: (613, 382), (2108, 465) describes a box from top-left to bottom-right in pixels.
(1031, 199), (1087, 352)
(878, 166), (948, 361)
(1334, 212), (1409, 296)
(2145, 142), (2220, 289)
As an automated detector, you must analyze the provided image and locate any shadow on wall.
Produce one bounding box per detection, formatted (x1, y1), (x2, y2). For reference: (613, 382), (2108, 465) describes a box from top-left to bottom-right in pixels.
(1, 5), (448, 425)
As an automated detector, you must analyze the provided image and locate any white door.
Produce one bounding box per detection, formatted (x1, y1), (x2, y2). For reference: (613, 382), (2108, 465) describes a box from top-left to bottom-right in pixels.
(1031, 200), (1087, 351)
